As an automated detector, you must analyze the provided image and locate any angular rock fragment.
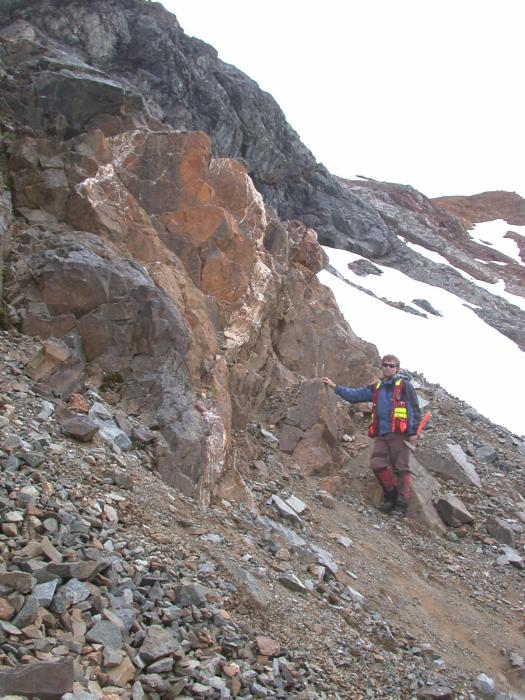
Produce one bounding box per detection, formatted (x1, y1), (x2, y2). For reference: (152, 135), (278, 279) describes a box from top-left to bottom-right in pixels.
(435, 493), (474, 527)
(444, 443), (481, 487)
(285, 494), (308, 514)
(255, 636), (281, 657)
(139, 625), (180, 663)
(270, 495), (302, 523)
(0, 571), (34, 593)
(416, 687), (456, 699)
(0, 658), (74, 698)
(277, 572), (307, 592)
(221, 558), (270, 607)
(496, 546), (524, 569)
(86, 620), (123, 649)
(57, 413), (100, 442)
(51, 579), (90, 613)
(485, 515), (516, 546)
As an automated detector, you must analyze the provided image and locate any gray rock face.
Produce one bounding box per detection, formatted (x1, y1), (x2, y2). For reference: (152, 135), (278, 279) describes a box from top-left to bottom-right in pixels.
(51, 578), (90, 613)
(86, 620), (123, 649)
(89, 402), (132, 450)
(57, 413), (100, 442)
(475, 444), (498, 463)
(12, 594), (38, 627)
(221, 558), (272, 607)
(174, 582), (210, 608)
(7, 228), (207, 493)
(32, 578), (59, 607)
(277, 572), (307, 593)
(0, 0), (392, 257)
(406, 453), (447, 535)
(0, 175), (13, 316)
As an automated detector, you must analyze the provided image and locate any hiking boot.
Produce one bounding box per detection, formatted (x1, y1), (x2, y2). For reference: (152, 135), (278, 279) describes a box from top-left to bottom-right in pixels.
(393, 499), (408, 517)
(378, 489), (397, 514)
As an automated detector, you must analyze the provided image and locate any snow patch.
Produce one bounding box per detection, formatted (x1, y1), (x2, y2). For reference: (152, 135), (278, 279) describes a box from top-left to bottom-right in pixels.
(319, 246), (525, 436)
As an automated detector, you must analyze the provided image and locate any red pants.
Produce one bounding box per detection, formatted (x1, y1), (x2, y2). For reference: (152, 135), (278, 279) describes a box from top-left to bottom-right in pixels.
(370, 433), (411, 502)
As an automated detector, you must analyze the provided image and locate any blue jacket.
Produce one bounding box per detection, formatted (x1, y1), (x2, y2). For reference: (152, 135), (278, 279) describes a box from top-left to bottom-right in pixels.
(335, 375), (421, 436)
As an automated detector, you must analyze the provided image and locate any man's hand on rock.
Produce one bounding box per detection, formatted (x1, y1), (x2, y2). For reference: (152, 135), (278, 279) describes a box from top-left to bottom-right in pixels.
(321, 377), (336, 389)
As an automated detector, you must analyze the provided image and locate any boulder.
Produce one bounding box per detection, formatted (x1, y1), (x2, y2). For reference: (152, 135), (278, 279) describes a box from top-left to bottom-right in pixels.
(365, 450), (446, 533)
(496, 546), (524, 569)
(25, 338), (85, 399)
(56, 410), (99, 442)
(406, 453), (447, 534)
(435, 494), (474, 527)
(221, 558), (270, 608)
(255, 636), (281, 657)
(139, 625), (180, 663)
(485, 516), (515, 546)
(270, 495), (302, 524)
(0, 659), (74, 699)
(475, 444), (498, 463)
(278, 379), (342, 475)
(416, 443), (481, 488)
(416, 447), (474, 486)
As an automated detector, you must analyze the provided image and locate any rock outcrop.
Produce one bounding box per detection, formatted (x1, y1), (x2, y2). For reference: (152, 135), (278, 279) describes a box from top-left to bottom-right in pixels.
(432, 190), (525, 227)
(0, 11), (379, 504)
(340, 178), (525, 348)
(1, 0), (523, 354)
(0, 169), (13, 325)
(0, 0), (393, 257)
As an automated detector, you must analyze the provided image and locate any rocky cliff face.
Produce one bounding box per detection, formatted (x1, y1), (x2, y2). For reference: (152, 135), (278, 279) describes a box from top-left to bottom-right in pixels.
(0, 0), (396, 257)
(1, 0), (523, 350)
(0, 9), (379, 505)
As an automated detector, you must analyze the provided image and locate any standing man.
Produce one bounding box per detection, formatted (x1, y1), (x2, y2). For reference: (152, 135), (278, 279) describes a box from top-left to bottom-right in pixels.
(321, 354), (421, 516)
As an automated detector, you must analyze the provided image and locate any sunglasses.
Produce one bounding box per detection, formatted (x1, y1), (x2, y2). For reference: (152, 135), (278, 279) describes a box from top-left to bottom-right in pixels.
(382, 363), (397, 368)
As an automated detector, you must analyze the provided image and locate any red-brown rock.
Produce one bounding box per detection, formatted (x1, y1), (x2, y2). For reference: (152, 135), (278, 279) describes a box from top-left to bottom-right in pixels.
(0, 658), (74, 699)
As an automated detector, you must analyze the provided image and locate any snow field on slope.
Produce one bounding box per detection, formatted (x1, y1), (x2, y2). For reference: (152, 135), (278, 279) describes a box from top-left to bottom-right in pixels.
(319, 246), (525, 437)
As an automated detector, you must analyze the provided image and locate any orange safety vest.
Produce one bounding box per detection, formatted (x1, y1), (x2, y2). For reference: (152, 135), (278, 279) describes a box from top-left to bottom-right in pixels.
(368, 378), (409, 438)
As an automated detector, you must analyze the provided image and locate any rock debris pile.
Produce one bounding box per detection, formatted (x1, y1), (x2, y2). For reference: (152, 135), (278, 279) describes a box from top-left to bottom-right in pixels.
(0, 329), (524, 699)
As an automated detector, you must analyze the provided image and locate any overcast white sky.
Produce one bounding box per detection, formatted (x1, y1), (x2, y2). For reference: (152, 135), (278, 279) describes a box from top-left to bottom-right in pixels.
(162, 0), (524, 199)
(319, 222), (525, 436)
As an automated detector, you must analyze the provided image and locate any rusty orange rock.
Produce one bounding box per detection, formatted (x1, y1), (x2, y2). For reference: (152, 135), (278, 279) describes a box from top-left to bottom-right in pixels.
(68, 393), (89, 413)
(255, 635), (281, 657)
